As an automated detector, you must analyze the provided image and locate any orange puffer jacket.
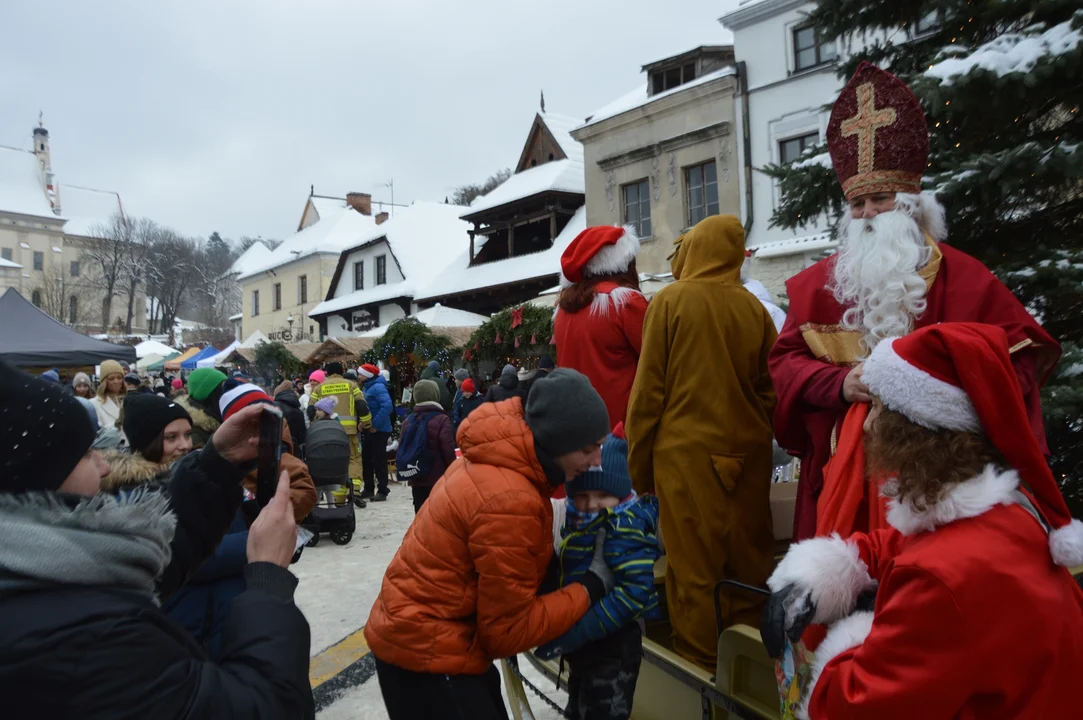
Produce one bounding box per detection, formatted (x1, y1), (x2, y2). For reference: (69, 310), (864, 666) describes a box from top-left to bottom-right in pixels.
(364, 398), (590, 674)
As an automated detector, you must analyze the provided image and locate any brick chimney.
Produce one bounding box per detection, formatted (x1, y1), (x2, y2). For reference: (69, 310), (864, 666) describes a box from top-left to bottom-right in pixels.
(346, 192), (372, 216)
(375, 211), (390, 225)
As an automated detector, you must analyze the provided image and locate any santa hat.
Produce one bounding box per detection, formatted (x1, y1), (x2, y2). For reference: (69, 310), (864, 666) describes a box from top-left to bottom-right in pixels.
(358, 363), (380, 380)
(219, 382), (273, 421)
(560, 226), (639, 285)
(862, 323), (1083, 566)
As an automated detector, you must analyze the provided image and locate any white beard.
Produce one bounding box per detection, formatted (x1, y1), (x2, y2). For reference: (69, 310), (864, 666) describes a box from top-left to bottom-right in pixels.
(832, 209), (932, 354)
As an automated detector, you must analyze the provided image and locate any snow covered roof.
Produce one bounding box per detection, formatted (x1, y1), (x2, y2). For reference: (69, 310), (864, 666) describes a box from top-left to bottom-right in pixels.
(538, 112), (585, 164)
(580, 66), (737, 129)
(239, 203), (378, 280)
(749, 231), (836, 259)
(926, 17), (1082, 85)
(228, 312), (242, 321)
(239, 329), (268, 348)
(463, 159), (584, 218)
(0, 257), (21, 269)
(0, 145), (58, 220)
(60, 185), (123, 237)
(417, 206), (587, 302)
(135, 339), (179, 359)
(229, 241), (273, 275)
(307, 202), (472, 317)
(357, 304), (488, 339)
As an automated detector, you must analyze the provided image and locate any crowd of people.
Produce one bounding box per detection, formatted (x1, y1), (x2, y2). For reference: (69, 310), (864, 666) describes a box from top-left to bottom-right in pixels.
(1, 62), (1081, 720)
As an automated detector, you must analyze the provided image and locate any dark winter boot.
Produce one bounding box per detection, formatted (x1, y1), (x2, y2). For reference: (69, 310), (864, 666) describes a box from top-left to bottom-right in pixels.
(374, 492), (389, 502)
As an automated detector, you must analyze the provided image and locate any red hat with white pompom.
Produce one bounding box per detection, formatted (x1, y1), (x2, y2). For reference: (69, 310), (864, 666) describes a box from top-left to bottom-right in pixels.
(560, 226), (639, 286)
(862, 322), (1083, 566)
(358, 364), (380, 380)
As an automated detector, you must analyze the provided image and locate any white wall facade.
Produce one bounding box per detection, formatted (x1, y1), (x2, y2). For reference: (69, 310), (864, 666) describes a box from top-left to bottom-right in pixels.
(332, 240), (406, 300)
(723, 0), (842, 301)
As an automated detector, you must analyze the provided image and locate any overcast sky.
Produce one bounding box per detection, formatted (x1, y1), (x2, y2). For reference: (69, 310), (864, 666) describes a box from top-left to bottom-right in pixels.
(1, 0), (740, 242)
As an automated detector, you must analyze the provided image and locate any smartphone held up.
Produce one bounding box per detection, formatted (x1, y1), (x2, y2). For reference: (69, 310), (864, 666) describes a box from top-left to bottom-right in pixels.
(257, 405), (284, 508)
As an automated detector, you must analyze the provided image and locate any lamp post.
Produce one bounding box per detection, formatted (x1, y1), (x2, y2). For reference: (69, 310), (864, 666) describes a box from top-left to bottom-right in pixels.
(286, 313), (295, 342)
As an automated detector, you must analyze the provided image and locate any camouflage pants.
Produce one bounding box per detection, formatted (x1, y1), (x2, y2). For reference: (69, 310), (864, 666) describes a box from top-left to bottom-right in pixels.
(565, 624), (643, 720)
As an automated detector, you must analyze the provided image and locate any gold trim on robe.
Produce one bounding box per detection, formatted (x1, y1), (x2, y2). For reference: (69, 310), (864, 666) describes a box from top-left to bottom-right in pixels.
(800, 235), (943, 368)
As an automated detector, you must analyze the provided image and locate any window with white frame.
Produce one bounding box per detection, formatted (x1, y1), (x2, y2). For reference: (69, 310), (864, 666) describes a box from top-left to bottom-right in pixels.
(685, 161), (720, 227)
(793, 25), (837, 72)
(780, 132), (820, 164)
(252, 290), (260, 316)
(375, 255), (387, 285)
(622, 179), (652, 238)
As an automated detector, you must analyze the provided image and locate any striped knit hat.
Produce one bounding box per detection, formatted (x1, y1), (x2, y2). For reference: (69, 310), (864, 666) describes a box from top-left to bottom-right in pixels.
(218, 381), (273, 421)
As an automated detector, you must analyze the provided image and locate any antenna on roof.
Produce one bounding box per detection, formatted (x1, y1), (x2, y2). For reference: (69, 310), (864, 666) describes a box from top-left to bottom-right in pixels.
(38, 110), (44, 128)
(310, 184), (314, 197)
(540, 90), (546, 113)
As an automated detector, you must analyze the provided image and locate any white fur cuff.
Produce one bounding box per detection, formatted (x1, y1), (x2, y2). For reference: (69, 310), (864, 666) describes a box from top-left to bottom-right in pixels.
(767, 534), (876, 625)
(1050, 518), (1083, 567)
(797, 610), (875, 720)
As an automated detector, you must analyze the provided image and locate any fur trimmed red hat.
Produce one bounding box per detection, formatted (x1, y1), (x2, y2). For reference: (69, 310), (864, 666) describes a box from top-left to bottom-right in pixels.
(358, 364), (380, 379)
(863, 322), (1083, 566)
(827, 61), (929, 201)
(560, 226), (639, 285)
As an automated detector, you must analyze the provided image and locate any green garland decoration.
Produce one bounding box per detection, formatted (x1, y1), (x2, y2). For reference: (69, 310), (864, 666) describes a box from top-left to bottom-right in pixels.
(361, 317), (454, 390)
(464, 303), (554, 368)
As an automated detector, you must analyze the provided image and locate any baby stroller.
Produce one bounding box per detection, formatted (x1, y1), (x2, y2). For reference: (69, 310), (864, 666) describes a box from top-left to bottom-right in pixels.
(302, 419), (356, 546)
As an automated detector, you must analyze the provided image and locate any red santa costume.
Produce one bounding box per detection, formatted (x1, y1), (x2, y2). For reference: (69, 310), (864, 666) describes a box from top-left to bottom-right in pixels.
(768, 62), (1060, 541)
(768, 323), (1083, 720)
(553, 225), (647, 429)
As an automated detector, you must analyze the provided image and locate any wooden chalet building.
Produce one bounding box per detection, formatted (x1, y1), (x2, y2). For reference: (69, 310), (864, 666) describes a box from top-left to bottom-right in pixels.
(415, 109), (587, 316)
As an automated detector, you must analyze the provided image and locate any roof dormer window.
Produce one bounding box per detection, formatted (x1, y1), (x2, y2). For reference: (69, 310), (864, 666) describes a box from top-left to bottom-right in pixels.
(651, 63), (696, 95)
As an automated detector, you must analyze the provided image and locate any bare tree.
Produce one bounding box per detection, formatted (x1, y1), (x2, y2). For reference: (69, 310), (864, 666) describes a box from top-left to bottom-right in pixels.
(452, 168), (512, 206)
(119, 217), (157, 334)
(31, 264), (96, 329)
(81, 213), (133, 331)
(144, 231), (198, 345)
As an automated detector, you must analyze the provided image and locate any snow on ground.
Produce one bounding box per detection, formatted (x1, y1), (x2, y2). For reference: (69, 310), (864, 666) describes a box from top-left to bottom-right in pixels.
(295, 479), (567, 719)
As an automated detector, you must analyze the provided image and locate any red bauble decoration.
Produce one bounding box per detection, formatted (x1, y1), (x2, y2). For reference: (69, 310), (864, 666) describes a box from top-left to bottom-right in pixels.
(547, 335), (555, 345)
(514, 335), (521, 348)
(494, 332), (503, 345)
(530, 333), (538, 345)
(511, 307), (524, 329)
(474, 340), (480, 351)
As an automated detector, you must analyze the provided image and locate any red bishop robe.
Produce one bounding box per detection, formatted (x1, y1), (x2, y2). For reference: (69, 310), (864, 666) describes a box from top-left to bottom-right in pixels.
(768, 241), (1060, 541)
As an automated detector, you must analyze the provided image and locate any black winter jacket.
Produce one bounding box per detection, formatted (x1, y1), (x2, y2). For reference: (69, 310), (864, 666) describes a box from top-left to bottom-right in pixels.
(274, 389), (308, 457)
(403, 403), (456, 488)
(485, 374), (522, 403)
(0, 443), (314, 720)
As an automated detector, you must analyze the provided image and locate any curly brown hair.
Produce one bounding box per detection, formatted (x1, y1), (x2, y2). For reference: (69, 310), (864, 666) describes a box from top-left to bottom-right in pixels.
(865, 408), (1006, 513)
(557, 260), (640, 314)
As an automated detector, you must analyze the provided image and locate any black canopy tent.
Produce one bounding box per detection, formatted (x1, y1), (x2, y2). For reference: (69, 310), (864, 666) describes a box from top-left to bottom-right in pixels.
(0, 288), (136, 367)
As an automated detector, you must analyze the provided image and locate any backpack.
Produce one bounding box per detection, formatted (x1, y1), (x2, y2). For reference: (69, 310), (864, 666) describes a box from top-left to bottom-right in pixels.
(395, 412), (434, 482)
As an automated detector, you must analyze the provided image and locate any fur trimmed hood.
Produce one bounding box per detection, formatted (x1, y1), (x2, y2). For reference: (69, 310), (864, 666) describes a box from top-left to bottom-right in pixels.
(99, 450), (172, 491)
(171, 393), (220, 448)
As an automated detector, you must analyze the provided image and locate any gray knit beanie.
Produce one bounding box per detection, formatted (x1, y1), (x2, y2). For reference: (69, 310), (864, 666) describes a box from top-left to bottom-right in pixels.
(454, 368), (470, 382)
(413, 379), (442, 406)
(525, 368), (610, 457)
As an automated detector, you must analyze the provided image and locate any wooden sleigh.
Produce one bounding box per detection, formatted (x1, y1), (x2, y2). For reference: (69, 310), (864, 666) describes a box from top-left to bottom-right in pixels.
(507, 480), (1083, 719)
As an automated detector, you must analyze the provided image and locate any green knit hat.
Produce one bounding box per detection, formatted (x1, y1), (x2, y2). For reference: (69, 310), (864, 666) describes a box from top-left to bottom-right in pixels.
(187, 368), (227, 402)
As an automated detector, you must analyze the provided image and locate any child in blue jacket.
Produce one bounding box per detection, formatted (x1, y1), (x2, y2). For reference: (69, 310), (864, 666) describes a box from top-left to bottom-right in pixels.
(536, 422), (661, 720)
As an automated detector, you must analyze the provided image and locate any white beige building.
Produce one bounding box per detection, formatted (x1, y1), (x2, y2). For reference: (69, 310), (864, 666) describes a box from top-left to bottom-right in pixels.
(308, 202), (474, 336)
(236, 192), (392, 343)
(570, 46), (740, 275)
(0, 123), (145, 333)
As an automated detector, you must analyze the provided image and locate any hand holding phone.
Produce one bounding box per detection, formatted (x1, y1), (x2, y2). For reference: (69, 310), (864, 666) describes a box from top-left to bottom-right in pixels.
(256, 405), (284, 508)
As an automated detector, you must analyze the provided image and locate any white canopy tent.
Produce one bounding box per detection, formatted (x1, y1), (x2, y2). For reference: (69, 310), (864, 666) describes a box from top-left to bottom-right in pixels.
(135, 339), (179, 359)
(358, 304), (488, 338)
(197, 340), (240, 368)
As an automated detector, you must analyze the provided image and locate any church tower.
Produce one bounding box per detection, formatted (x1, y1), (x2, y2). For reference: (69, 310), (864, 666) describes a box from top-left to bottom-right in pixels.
(33, 115), (60, 214)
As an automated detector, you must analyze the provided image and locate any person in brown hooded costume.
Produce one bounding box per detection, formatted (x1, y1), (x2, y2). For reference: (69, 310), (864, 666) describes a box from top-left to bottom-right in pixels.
(626, 214), (777, 670)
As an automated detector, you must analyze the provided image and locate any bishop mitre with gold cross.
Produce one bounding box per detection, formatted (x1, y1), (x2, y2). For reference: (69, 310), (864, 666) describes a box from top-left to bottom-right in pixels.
(766, 61), (1060, 542)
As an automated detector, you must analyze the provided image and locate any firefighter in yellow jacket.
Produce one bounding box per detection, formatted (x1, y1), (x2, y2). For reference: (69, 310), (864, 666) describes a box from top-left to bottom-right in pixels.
(310, 361), (371, 488)
(626, 215), (777, 670)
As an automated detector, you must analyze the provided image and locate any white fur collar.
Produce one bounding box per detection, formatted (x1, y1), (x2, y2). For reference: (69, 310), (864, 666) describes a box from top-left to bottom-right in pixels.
(886, 465), (1018, 536)
(588, 286), (643, 318)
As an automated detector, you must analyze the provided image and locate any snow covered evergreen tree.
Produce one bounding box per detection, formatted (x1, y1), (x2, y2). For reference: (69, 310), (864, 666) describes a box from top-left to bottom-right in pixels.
(764, 1), (1083, 509)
